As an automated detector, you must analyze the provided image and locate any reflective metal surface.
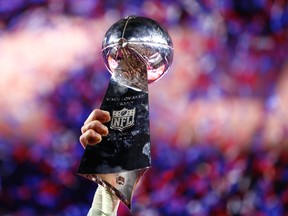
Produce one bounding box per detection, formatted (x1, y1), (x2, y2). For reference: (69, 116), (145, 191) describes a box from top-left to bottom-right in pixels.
(102, 15), (174, 92)
(78, 16), (173, 209)
(82, 169), (147, 208)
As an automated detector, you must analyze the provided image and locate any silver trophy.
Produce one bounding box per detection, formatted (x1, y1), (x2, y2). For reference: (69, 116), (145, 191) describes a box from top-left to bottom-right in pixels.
(78, 15), (173, 208)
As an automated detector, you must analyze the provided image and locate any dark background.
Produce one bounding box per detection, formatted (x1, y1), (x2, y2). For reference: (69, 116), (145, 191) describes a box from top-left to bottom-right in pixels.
(0, 0), (288, 215)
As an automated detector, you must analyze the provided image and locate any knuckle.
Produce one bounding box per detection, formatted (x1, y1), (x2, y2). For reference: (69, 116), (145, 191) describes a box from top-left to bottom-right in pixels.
(81, 125), (86, 134)
(92, 120), (101, 128)
(93, 109), (101, 118)
(86, 129), (94, 137)
(94, 135), (102, 143)
(79, 134), (86, 145)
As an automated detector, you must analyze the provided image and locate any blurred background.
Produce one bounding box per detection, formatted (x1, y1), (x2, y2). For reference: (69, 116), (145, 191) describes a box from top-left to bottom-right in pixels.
(0, 0), (288, 215)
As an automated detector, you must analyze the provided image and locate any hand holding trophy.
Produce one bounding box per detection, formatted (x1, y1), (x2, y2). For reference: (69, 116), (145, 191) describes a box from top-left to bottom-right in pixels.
(78, 15), (174, 209)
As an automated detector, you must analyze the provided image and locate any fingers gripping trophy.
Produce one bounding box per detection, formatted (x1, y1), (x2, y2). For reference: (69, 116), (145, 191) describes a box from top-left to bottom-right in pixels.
(78, 16), (174, 209)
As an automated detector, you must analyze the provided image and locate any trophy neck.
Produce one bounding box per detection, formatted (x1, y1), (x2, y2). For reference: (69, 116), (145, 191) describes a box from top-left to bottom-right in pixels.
(111, 46), (148, 92)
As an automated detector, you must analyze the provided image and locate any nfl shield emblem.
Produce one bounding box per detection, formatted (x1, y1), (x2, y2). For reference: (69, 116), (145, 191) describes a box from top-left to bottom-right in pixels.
(110, 108), (136, 131)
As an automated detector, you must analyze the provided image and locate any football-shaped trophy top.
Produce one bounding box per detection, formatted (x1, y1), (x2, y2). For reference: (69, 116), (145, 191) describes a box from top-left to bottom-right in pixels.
(102, 16), (174, 92)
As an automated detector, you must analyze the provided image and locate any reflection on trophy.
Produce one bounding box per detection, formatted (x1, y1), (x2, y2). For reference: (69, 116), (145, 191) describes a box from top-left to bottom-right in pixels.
(77, 15), (173, 208)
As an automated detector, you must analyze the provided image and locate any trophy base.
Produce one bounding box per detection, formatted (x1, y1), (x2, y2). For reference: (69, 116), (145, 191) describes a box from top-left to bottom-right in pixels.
(79, 168), (149, 208)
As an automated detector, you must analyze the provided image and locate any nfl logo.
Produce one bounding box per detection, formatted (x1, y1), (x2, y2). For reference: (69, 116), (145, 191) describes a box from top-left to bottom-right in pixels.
(110, 108), (136, 131)
(116, 175), (125, 185)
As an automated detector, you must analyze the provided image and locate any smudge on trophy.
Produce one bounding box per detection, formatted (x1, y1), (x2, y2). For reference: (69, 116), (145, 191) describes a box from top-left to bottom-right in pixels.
(77, 15), (174, 208)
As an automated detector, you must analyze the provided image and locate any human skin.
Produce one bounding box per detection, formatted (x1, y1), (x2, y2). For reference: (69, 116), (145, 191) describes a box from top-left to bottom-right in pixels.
(79, 109), (111, 148)
(79, 109), (126, 188)
(80, 109), (121, 216)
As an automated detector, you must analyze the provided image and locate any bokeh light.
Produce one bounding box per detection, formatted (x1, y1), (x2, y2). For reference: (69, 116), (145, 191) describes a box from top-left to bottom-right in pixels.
(0, 0), (288, 215)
